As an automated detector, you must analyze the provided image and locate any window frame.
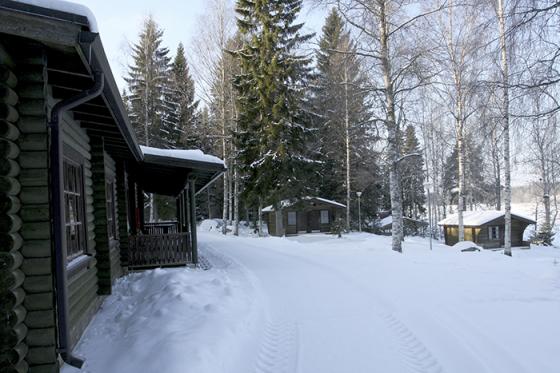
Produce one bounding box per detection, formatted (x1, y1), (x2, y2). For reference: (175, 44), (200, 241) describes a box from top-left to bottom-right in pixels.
(489, 226), (500, 241)
(63, 154), (88, 262)
(106, 179), (117, 240)
(320, 210), (329, 224)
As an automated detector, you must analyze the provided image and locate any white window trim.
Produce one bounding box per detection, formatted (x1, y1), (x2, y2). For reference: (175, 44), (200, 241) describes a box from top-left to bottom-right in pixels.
(320, 210), (329, 224)
(489, 226), (500, 240)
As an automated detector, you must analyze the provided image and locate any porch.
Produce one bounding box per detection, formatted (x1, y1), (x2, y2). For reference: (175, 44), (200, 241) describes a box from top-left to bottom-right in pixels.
(125, 147), (225, 269)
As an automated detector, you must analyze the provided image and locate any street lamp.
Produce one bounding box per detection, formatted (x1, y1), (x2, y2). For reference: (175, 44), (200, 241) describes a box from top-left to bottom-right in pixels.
(356, 191), (363, 232)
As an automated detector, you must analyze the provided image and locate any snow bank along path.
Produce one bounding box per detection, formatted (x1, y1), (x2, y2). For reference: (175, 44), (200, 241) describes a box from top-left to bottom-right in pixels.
(203, 232), (560, 373)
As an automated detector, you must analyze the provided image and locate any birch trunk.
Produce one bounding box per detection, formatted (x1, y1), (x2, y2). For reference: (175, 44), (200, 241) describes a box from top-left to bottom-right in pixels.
(379, 1), (404, 252)
(344, 65), (351, 231)
(258, 203), (263, 237)
(498, 0), (512, 256)
(233, 160), (240, 236)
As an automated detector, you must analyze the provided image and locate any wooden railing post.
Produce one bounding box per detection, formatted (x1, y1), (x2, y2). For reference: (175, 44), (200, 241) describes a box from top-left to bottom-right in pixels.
(188, 178), (198, 265)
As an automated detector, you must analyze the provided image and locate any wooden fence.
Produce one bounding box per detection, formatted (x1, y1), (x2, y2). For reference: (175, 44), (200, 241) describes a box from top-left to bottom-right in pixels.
(128, 232), (192, 268)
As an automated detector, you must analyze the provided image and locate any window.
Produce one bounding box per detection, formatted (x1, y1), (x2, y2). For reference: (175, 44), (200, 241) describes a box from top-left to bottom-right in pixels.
(64, 160), (87, 260)
(489, 226), (500, 240)
(320, 210), (329, 224)
(106, 180), (117, 240)
(288, 211), (297, 226)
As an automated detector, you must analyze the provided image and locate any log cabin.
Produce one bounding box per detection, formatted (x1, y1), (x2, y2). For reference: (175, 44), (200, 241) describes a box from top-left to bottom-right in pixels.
(438, 210), (536, 249)
(263, 197), (346, 236)
(0, 1), (225, 372)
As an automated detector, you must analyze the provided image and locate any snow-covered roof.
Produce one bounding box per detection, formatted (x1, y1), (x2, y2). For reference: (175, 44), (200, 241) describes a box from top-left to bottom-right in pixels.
(16, 0), (98, 32)
(438, 210), (536, 226)
(378, 215), (428, 228)
(262, 197), (346, 212)
(140, 146), (225, 167)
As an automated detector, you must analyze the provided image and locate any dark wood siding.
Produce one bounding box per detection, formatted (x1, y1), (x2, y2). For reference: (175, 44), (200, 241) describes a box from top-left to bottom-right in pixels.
(0, 42), (29, 373)
(61, 112), (102, 349)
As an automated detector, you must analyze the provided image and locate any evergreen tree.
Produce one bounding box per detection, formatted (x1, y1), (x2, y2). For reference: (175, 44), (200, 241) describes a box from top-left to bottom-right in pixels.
(234, 0), (314, 209)
(167, 43), (199, 148)
(400, 125), (426, 219)
(125, 16), (171, 148)
(312, 8), (375, 227)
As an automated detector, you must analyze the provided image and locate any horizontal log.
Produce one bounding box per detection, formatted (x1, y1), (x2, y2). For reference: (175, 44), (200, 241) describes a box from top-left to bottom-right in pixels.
(24, 291), (54, 311)
(21, 240), (50, 258)
(21, 221), (50, 240)
(0, 120), (20, 140)
(20, 205), (50, 223)
(19, 151), (47, 169)
(0, 175), (21, 195)
(0, 138), (19, 159)
(26, 327), (55, 347)
(0, 233), (23, 252)
(17, 99), (45, 116)
(24, 310), (54, 329)
(17, 115), (47, 134)
(0, 322), (27, 347)
(0, 268), (25, 291)
(21, 257), (51, 276)
(0, 195), (21, 214)
(0, 214), (22, 234)
(0, 342), (28, 367)
(0, 65), (17, 88)
(19, 168), (48, 187)
(26, 345), (56, 366)
(0, 304), (27, 331)
(0, 83), (19, 106)
(20, 187), (49, 204)
(24, 274), (52, 294)
(19, 133), (47, 151)
(0, 102), (18, 122)
(0, 158), (20, 177)
(0, 287), (25, 312)
(17, 82), (45, 99)
(0, 251), (23, 271)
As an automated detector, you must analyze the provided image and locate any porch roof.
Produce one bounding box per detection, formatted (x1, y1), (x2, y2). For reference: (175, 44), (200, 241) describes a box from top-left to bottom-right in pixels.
(135, 146), (226, 197)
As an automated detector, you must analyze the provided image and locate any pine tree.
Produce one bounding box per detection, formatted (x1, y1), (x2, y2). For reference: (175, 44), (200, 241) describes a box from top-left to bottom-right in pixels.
(125, 16), (171, 221)
(125, 16), (171, 148)
(167, 43), (199, 148)
(400, 125), (426, 219)
(312, 8), (373, 229)
(234, 0), (314, 219)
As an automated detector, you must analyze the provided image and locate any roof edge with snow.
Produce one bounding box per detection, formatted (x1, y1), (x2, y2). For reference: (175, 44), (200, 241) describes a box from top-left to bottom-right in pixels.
(438, 210), (536, 226)
(262, 197), (346, 213)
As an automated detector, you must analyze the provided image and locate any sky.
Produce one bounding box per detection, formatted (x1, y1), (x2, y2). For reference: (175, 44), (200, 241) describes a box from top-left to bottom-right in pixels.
(70, 0), (327, 90)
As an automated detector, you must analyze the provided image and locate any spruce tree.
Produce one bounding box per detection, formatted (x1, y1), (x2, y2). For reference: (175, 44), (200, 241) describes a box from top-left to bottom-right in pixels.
(234, 0), (314, 208)
(400, 125), (426, 219)
(167, 43), (199, 148)
(312, 8), (373, 228)
(125, 16), (171, 148)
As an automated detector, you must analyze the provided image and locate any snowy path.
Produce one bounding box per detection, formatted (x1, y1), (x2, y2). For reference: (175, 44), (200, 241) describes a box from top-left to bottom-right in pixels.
(201, 232), (560, 373)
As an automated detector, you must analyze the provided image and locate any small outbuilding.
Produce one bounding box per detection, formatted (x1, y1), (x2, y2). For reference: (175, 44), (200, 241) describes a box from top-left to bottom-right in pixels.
(377, 215), (428, 236)
(263, 197), (346, 236)
(438, 210), (536, 249)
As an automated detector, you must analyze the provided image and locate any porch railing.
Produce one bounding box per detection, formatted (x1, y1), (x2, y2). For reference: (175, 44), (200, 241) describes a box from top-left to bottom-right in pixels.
(142, 221), (180, 235)
(128, 232), (192, 268)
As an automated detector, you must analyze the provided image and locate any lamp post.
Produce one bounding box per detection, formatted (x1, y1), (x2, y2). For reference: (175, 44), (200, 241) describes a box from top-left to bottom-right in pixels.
(356, 191), (363, 232)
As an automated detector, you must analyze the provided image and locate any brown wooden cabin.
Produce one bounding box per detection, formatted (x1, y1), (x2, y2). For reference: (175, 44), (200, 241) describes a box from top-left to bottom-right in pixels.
(0, 3), (224, 372)
(263, 197), (346, 236)
(438, 211), (536, 249)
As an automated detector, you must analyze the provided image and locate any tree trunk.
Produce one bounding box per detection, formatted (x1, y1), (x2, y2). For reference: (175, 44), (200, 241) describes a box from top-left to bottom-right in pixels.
(344, 65), (351, 231)
(498, 0), (512, 256)
(258, 202), (263, 237)
(233, 160), (240, 236)
(379, 1), (404, 252)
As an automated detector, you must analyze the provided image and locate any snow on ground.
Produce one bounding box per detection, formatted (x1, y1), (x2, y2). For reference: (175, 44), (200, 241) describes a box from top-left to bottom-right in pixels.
(65, 229), (560, 373)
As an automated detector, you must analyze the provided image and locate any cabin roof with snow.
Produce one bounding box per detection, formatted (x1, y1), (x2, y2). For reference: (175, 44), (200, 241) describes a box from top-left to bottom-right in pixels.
(438, 210), (536, 227)
(378, 215), (428, 229)
(262, 197), (346, 212)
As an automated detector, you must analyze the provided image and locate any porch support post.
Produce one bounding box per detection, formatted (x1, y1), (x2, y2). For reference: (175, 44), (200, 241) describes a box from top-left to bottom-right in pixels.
(188, 178), (198, 265)
(136, 182), (144, 233)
